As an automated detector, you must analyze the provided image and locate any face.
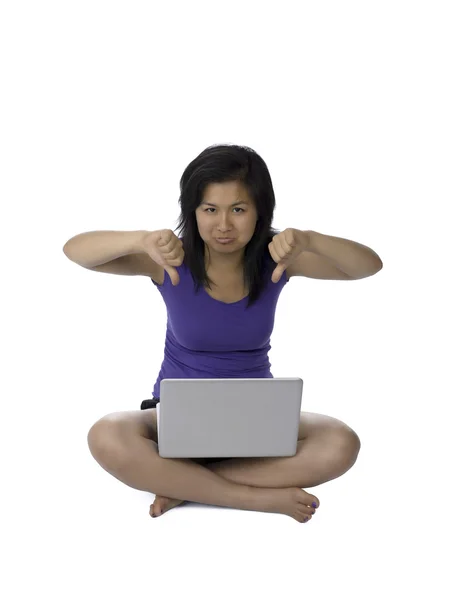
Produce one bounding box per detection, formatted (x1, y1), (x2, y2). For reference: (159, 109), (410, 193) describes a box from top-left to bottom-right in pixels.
(195, 181), (258, 263)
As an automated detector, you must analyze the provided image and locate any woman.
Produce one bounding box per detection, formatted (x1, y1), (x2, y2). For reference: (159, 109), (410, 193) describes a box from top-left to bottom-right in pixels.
(63, 143), (382, 523)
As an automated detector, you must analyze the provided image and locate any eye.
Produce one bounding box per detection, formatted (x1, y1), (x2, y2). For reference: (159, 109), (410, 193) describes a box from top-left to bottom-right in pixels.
(205, 207), (244, 213)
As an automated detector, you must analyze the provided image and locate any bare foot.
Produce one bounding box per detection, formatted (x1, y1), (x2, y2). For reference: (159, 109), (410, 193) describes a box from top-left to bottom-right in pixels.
(150, 487), (319, 522)
(150, 495), (185, 518)
(271, 487), (320, 523)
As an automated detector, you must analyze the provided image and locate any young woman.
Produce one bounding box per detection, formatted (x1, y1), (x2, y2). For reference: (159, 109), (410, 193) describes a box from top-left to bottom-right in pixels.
(63, 143), (382, 523)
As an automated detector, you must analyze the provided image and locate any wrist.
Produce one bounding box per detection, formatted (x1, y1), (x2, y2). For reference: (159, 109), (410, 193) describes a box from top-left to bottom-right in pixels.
(133, 230), (153, 252)
(296, 229), (315, 251)
(302, 230), (320, 252)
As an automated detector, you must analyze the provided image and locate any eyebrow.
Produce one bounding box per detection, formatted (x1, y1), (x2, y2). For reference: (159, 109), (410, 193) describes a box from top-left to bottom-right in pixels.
(201, 200), (249, 207)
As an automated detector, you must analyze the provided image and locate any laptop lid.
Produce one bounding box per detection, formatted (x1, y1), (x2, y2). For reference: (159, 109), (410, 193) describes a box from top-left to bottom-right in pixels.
(157, 378), (303, 458)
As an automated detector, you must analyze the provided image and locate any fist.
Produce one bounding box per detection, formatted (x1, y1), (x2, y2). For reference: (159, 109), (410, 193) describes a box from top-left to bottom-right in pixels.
(268, 228), (310, 283)
(142, 229), (185, 286)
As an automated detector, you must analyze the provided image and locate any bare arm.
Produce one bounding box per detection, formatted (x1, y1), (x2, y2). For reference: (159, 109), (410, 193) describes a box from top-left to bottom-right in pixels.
(62, 230), (148, 268)
(62, 229), (164, 279)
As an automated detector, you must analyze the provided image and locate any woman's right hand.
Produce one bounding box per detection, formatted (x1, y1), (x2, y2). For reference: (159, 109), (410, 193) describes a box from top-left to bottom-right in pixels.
(141, 229), (185, 286)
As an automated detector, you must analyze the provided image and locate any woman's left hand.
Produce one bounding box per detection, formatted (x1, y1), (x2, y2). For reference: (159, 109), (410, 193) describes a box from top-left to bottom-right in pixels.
(269, 228), (310, 283)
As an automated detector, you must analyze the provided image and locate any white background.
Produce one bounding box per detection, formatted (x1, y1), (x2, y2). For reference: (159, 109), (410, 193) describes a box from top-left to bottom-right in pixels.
(2, 1), (448, 598)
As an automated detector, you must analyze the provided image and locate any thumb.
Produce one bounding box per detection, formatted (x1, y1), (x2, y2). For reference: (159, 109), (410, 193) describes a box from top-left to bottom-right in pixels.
(272, 264), (285, 283)
(165, 266), (180, 286)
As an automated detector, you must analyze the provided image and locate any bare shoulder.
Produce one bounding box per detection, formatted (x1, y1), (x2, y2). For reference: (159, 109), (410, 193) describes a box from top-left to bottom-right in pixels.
(86, 252), (164, 282)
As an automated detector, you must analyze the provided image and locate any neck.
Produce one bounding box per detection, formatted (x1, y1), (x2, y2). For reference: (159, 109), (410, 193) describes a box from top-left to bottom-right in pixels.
(204, 245), (244, 273)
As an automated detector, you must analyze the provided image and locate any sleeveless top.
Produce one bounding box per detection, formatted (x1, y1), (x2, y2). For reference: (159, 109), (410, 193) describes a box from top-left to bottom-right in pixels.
(149, 250), (290, 399)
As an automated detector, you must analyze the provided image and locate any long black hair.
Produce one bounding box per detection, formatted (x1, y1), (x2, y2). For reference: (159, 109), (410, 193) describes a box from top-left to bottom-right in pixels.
(174, 143), (282, 309)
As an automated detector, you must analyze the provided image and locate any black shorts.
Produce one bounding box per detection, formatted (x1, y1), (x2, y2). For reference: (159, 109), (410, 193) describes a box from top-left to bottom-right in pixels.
(140, 398), (160, 410)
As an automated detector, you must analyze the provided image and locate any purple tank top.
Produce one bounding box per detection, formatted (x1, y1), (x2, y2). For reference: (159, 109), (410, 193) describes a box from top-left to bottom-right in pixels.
(150, 251), (289, 399)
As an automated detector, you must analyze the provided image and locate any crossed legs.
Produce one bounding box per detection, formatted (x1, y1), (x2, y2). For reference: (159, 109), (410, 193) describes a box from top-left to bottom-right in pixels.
(88, 409), (360, 522)
(148, 411), (361, 518)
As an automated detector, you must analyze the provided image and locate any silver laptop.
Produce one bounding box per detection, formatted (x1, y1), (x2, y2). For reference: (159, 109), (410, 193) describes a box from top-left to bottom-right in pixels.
(156, 378), (303, 459)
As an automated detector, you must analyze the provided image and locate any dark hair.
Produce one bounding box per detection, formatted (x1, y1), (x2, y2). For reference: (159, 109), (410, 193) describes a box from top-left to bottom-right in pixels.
(174, 143), (281, 309)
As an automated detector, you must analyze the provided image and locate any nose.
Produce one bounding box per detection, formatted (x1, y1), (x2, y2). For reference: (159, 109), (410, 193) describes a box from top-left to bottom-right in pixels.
(218, 214), (233, 231)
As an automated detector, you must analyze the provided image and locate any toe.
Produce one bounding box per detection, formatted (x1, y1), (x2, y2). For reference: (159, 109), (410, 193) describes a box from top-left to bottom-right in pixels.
(299, 505), (314, 518)
(303, 505), (315, 516)
(295, 510), (311, 524)
(152, 498), (163, 517)
(308, 497), (319, 509)
(305, 493), (319, 510)
(295, 489), (320, 510)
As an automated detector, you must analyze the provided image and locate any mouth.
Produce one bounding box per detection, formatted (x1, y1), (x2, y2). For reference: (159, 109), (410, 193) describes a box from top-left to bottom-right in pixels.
(216, 238), (235, 243)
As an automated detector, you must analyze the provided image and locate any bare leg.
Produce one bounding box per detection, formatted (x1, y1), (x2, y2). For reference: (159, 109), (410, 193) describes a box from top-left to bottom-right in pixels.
(206, 415), (361, 488)
(151, 412), (359, 516)
(87, 419), (319, 523)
